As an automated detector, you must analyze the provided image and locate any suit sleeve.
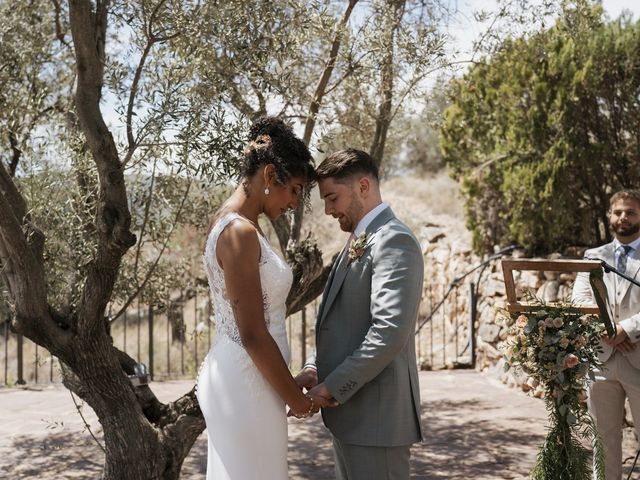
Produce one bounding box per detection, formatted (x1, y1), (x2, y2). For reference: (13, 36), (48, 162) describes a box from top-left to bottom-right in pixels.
(323, 230), (424, 404)
(303, 351), (317, 370)
(571, 270), (594, 305)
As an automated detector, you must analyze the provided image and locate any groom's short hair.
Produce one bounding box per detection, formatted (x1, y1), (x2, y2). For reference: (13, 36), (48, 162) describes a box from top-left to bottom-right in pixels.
(316, 149), (379, 182)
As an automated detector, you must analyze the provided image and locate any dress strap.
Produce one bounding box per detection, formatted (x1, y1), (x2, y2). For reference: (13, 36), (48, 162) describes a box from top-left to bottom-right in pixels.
(205, 212), (265, 266)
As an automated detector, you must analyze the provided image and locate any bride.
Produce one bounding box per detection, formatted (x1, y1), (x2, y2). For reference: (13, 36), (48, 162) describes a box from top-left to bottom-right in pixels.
(196, 116), (335, 479)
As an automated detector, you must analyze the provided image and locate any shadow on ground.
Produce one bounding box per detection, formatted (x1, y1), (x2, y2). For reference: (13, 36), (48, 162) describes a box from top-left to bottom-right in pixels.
(4, 371), (636, 479)
(4, 431), (104, 479)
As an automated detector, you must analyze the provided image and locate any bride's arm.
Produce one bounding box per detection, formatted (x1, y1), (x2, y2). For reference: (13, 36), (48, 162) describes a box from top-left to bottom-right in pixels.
(217, 221), (332, 415)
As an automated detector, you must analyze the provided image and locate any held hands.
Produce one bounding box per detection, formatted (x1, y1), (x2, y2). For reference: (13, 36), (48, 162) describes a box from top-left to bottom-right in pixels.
(294, 367), (318, 390)
(307, 383), (339, 408)
(288, 369), (338, 419)
(604, 324), (636, 352)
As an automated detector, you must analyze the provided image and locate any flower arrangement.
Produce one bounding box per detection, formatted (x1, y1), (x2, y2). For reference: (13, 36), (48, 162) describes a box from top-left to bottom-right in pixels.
(347, 232), (370, 264)
(503, 296), (606, 480)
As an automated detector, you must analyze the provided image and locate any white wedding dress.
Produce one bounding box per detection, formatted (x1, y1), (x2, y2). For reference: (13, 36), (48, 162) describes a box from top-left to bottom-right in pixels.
(196, 212), (292, 479)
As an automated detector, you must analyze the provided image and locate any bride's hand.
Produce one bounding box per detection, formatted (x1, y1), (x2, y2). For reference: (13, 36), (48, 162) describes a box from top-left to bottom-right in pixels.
(294, 367), (318, 390)
(287, 394), (319, 418)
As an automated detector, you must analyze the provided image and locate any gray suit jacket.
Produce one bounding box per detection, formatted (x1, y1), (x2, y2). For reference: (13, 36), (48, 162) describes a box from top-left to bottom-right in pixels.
(310, 207), (424, 447)
(572, 242), (640, 368)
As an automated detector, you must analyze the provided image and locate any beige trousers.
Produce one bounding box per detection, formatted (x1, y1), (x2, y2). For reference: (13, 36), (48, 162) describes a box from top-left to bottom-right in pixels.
(589, 351), (640, 480)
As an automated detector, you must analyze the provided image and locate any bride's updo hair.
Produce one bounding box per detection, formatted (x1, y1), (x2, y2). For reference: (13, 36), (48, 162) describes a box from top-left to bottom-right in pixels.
(240, 116), (315, 193)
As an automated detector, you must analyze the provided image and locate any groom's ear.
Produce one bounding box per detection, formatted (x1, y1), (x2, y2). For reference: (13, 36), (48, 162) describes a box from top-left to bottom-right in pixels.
(357, 176), (371, 196)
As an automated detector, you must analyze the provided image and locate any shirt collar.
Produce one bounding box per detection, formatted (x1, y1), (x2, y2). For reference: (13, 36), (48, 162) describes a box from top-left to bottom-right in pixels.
(353, 202), (388, 237)
(614, 236), (640, 253)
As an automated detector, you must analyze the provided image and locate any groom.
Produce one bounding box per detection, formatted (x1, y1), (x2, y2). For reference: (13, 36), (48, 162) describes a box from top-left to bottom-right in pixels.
(297, 149), (424, 480)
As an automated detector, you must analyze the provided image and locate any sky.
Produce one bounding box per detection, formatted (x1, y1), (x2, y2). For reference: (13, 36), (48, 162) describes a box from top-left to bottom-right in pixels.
(445, 0), (638, 57)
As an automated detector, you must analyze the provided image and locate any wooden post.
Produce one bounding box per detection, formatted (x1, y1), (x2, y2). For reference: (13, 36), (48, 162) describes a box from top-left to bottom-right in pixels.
(148, 305), (154, 381)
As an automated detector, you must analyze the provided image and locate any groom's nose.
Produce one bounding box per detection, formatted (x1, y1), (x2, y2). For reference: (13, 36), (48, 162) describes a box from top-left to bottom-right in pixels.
(324, 202), (334, 216)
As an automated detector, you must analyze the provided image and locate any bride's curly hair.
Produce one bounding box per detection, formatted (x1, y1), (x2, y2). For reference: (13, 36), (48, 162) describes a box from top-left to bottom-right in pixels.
(240, 116), (316, 203)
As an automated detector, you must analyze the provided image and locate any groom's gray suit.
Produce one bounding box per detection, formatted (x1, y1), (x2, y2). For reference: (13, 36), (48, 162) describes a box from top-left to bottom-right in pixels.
(309, 206), (424, 478)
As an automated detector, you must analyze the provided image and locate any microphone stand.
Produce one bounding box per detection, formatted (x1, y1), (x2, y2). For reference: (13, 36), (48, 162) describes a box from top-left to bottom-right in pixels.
(597, 259), (640, 289)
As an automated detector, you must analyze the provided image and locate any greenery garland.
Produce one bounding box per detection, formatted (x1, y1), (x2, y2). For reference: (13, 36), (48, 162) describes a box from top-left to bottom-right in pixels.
(503, 297), (606, 480)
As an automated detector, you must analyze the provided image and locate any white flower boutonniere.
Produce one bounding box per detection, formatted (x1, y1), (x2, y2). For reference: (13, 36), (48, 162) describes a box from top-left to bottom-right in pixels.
(347, 232), (371, 265)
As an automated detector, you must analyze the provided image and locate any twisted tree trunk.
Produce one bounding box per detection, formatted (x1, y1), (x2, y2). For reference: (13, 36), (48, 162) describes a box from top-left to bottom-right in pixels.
(0, 2), (206, 478)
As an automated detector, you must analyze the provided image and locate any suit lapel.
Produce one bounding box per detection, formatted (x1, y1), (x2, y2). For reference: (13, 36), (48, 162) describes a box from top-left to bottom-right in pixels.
(317, 207), (396, 327)
(619, 250), (640, 300)
(318, 248), (350, 327)
(316, 251), (345, 330)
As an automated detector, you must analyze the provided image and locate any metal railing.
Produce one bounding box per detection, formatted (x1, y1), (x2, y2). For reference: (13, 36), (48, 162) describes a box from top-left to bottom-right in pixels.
(1, 295), (321, 386)
(415, 244), (520, 370)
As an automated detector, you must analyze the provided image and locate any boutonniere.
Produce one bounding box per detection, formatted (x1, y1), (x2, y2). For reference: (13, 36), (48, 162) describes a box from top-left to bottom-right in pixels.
(347, 232), (371, 265)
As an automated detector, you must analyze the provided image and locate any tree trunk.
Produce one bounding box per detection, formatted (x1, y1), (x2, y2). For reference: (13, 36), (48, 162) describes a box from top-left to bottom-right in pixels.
(369, 0), (406, 168)
(1, 2), (208, 478)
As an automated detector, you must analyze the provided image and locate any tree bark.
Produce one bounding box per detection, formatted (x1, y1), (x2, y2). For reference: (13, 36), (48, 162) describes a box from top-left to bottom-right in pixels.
(1, 2), (208, 478)
(369, 0), (406, 168)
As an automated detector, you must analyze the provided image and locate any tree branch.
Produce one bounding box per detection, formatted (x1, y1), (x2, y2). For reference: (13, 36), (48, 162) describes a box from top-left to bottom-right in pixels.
(0, 161), (26, 220)
(110, 179), (192, 323)
(0, 187), (70, 351)
(291, 0), (359, 247)
(370, 0), (406, 167)
(123, 39), (155, 166)
(51, 0), (72, 49)
(69, 0), (137, 333)
(302, 0), (359, 145)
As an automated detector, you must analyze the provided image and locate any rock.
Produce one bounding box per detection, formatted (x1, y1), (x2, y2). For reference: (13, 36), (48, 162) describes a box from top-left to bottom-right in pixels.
(537, 280), (560, 302)
(558, 284), (573, 302)
(499, 326), (510, 341)
(484, 278), (506, 297)
(559, 272), (576, 283)
(479, 323), (501, 344)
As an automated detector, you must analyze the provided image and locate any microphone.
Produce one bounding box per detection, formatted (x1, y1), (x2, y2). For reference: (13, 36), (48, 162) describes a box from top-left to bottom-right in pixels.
(584, 256), (612, 272)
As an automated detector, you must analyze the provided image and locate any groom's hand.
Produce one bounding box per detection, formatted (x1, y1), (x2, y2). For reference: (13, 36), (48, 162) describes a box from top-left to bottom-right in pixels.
(604, 324), (632, 347)
(308, 383), (339, 408)
(295, 367), (318, 390)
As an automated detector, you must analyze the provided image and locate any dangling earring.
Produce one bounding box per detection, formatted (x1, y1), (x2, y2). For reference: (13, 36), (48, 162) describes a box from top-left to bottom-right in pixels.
(264, 186), (270, 195)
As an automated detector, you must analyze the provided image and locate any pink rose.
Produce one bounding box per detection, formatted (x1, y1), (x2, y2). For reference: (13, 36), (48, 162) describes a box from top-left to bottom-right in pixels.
(517, 314), (528, 328)
(553, 317), (564, 328)
(564, 354), (579, 369)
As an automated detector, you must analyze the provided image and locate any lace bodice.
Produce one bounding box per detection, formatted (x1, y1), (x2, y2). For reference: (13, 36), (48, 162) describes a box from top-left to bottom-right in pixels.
(203, 212), (292, 357)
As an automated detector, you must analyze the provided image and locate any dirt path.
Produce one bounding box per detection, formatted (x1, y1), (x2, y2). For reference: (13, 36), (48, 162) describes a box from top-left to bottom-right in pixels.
(0, 370), (558, 479)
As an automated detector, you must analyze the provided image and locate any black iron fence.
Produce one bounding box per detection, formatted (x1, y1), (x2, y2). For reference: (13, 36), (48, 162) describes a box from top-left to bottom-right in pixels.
(2, 246), (515, 386)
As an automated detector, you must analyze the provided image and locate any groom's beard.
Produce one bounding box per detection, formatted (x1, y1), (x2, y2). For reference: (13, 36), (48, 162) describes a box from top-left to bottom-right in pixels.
(612, 222), (640, 238)
(339, 194), (364, 232)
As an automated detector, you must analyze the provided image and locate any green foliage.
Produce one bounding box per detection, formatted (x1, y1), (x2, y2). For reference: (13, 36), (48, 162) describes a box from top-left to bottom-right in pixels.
(441, 2), (640, 253)
(531, 404), (604, 480)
